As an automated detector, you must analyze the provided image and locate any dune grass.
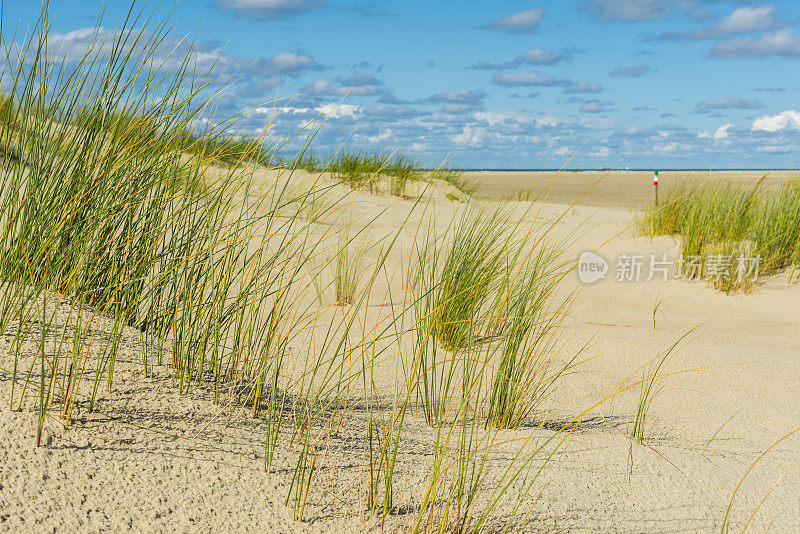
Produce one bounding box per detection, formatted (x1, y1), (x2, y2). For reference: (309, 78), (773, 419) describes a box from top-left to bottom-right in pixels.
(314, 148), (475, 196)
(505, 189), (534, 202)
(628, 336), (686, 445)
(327, 150), (413, 192)
(486, 245), (574, 429)
(410, 204), (576, 428)
(3, 5), (785, 528)
(155, 130), (476, 199)
(351, 201), (583, 531)
(186, 134), (271, 167)
(719, 424), (800, 533)
(0, 12), (422, 529)
(74, 107), (161, 150)
(150, 132), (477, 199)
(0, 0), (367, 453)
(0, 2), (590, 531)
(415, 206), (511, 353)
(0, 92), (17, 129)
(434, 166), (478, 196)
(638, 178), (800, 292)
(333, 228), (368, 305)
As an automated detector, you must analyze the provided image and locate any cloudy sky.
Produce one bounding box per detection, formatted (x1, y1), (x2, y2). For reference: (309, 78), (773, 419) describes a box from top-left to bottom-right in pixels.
(8, 0), (800, 168)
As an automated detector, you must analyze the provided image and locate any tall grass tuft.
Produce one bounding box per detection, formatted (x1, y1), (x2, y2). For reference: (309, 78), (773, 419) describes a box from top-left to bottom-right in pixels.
(399, 204), (580, 530)
(486, 246), (573, 429)
(629, 335), (688, 445)
(638, 178), (800, 292)
(420, 206), (510, 352)
(411, 203), (576, 427)
(0, 0), (357, 449)
(333, 228), (368, 305)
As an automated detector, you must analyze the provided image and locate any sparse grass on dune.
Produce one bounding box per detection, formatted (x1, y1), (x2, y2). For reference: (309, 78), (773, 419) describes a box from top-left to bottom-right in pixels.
(11, 2), (792, 530)
(410, 203), (577, 428)
(333, 227), (368, 305)
(345, 200), (586, 532)
(312, 148), (475, 197)
(505, 189), (533, 202)
(628, 334), (687, 445)
(326, 149), (420, 193)
(137, 130), (477, 199)
(638, 177), (800, 291)
(0, 2), (587, 531)
(432, 165), (478, 196)
(291, 147), (323, 173)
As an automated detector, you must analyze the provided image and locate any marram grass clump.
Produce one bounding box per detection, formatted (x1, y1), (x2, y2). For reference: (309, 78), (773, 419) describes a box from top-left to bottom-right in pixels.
(638, 177), (800, 292)
(321, 148), (474, 196)
(411, 203), (576, 427)
(0, 2), (583, 531)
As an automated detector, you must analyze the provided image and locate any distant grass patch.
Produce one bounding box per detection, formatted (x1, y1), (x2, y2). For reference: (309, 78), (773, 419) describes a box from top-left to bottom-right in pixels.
(637, 178), (800, 292)
(505, 189), (534, 202)
(431, 166), (477, 196)
(175, 131), (276, 168)
(142, 133), (477, 198)
(315, 149), (475, 197)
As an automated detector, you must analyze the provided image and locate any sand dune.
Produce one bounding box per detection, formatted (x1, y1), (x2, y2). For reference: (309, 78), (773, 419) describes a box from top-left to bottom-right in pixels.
(3, 168), (800, 532)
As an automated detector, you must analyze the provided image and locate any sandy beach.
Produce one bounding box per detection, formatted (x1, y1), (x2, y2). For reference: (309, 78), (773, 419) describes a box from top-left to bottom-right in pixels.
(471, 169), (798, 207)
(3, 167), (799, 533)
(4, 2), (800, 531)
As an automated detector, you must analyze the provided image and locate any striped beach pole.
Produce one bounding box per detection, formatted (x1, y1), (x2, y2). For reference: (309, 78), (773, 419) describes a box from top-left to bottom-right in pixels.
(653, 169), (659, 206)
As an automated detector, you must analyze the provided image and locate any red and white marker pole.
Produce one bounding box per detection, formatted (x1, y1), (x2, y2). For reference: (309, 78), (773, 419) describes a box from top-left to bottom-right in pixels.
(653, 169), (659, 206)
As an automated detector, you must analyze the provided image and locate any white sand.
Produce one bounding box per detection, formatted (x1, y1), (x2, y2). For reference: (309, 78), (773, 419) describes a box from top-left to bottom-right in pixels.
(2, 171), (800, 532)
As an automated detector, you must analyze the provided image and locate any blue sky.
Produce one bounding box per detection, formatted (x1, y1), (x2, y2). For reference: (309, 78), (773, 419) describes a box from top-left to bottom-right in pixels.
(6, 0), (800, 168)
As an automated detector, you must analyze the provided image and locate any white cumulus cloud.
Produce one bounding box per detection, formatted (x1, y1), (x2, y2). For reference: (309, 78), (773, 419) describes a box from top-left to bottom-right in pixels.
(752, 110), (800, 132)
(713, 123), (732, 140)
(265, 52), (315, 72)
(315, 103), (361, 119)
(658, 6), (780, 41)
(716, 6), (779, 35)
